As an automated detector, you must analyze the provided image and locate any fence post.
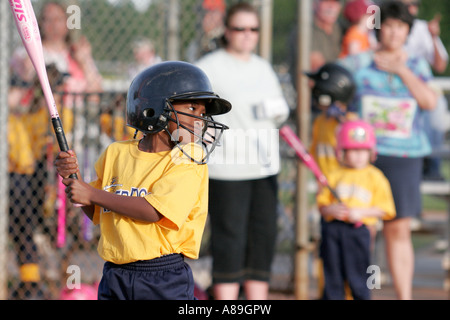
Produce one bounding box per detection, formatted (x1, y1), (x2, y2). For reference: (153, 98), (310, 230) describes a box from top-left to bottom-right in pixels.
(258, 0), (273, 62)
(167, 0), (180, 61)
(294, 0), (312, 300)
(0, 0), (11, 300)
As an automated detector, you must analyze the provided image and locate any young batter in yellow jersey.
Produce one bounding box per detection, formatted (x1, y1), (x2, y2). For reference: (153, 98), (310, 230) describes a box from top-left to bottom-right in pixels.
(54, 61), (231, 300)
(316, 120), (395, 300)
(89, 139), (209, 264)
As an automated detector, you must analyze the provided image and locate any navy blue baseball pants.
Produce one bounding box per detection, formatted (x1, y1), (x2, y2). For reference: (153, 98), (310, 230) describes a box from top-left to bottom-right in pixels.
(320, 220), (371, 300)
(97, 254), (196, 300)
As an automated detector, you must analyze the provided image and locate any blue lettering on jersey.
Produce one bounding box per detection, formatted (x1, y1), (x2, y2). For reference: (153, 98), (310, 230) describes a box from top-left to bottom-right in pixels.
(102, 178), (150, 213)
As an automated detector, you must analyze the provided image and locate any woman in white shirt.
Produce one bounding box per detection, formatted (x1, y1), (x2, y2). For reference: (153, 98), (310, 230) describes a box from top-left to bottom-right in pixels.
(196, 2), (289, 300)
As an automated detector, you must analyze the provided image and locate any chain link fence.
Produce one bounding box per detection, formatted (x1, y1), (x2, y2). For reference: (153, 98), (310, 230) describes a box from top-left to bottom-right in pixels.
(1, 0), (303, 299)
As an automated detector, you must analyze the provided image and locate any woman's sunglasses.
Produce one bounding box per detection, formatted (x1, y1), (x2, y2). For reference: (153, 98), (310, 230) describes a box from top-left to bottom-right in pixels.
(228, 26), (260, 33)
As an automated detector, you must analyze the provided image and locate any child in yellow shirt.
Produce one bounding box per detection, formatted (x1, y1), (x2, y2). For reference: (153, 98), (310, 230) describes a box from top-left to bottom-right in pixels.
(306, 63), (357, 178)
(54, 61), (231, 300)
(317, 120), (396, 299)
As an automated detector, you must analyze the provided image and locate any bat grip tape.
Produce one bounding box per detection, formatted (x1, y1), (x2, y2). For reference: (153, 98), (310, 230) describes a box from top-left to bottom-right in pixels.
(328, 186), (342, 203)
(52, 117), (77, 179)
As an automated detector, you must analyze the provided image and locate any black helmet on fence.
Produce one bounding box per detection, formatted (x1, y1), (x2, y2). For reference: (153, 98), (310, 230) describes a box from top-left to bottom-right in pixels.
(305, 63), (356, 107)
(126, 60), (231, 164)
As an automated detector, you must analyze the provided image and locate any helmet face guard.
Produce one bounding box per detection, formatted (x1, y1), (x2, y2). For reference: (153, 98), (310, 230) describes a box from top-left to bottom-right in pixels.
(126, 61), (231, 164)
(164, 97), (229, 164)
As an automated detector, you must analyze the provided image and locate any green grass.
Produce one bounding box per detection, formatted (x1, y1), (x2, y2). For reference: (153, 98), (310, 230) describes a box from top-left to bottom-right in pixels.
(422, 160), (449, 212)
(422, 194), (447, 211)
(412, 233), (439, 250)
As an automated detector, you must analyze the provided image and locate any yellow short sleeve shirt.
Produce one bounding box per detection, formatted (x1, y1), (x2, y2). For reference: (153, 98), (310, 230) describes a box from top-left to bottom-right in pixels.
(90, 140), (209, 264)
(316, 165), (396, 226)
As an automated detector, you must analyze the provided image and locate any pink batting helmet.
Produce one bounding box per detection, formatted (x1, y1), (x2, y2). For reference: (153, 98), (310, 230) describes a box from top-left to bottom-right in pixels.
(336, 120), (377, 161)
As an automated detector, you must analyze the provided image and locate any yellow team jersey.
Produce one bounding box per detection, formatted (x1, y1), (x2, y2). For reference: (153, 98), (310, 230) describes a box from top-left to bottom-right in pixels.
(90, 140), (209, 264)
(8, 114), (35, 175)
(309, 113), (341, 178)
(8, 101), (74, 175)
(316, 165), (396, 226)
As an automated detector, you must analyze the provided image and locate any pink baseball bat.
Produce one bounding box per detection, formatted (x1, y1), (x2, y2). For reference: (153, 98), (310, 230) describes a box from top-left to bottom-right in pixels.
(280, 125), (341, 202)
(280, 125), (363, 227)
(10, 0), (82, 243)
(9, 0), (76, 179)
